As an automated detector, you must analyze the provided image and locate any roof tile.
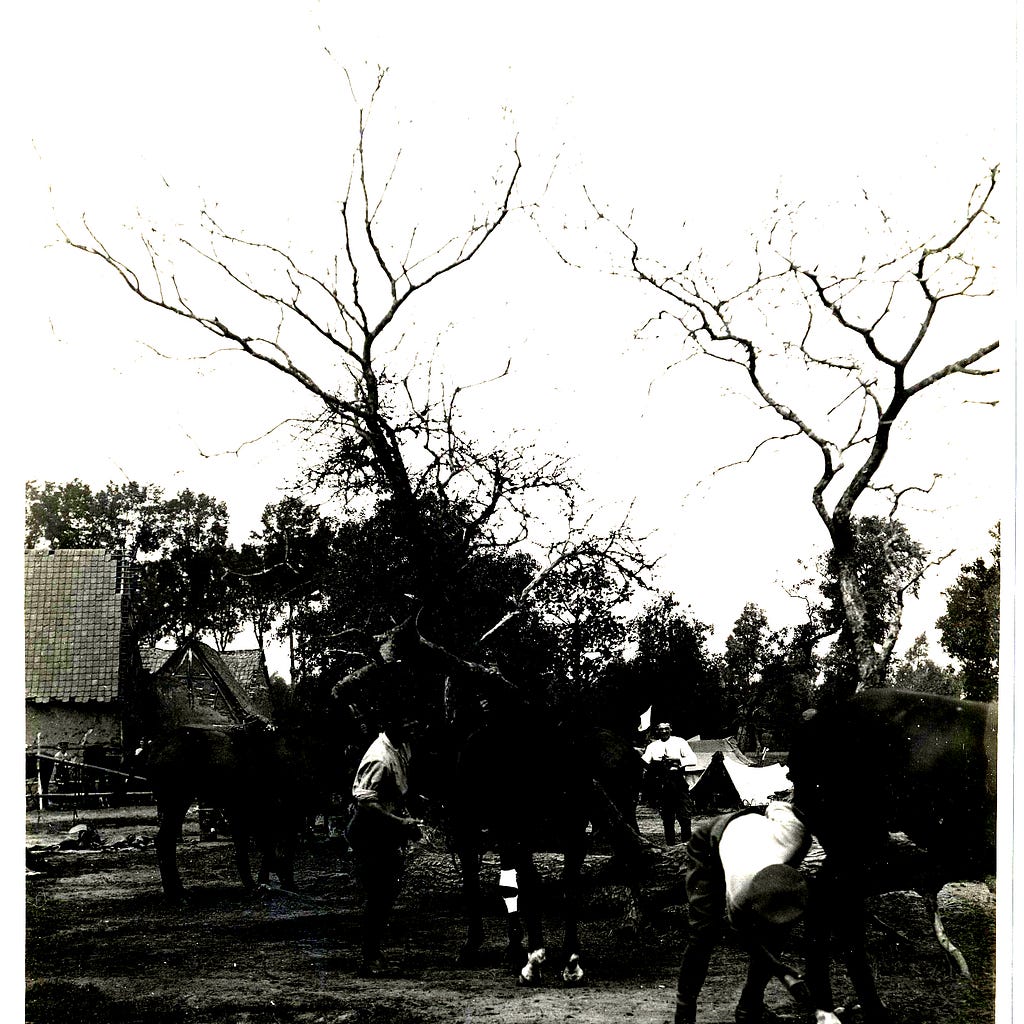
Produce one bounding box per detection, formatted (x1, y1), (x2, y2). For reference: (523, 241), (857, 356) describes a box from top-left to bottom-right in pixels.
(24, 549), (126, 704)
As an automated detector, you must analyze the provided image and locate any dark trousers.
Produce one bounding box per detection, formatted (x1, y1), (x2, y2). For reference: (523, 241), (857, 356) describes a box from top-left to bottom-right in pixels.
(351, 841), (405, 962)
(675, 826), (775, 1024)
(648, 766), (692, 844)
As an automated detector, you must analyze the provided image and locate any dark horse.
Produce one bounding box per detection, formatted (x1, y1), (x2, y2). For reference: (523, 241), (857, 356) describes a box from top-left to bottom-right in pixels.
(142, 723), (306, 900)
(332, 617), (660, 984)
(132, 650), (364, 901)
(445, 715), (655, 985)
(787, 689), (997, 1022)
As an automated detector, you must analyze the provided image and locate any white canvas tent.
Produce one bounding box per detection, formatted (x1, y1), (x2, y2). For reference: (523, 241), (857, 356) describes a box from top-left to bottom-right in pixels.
(685, 738), (793, 809)
(718, 758), (792, 805)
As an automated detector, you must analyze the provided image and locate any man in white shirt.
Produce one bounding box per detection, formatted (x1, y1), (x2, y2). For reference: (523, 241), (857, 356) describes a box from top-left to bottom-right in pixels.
(673, 801), (814, 1024)
(345, 709), (423, 976)
(641, 722), (698, 845)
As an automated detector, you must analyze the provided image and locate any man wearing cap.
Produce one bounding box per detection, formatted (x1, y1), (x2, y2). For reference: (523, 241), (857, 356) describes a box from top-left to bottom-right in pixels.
(674, 800), (812, 1024)
(642, 722), (698, 845)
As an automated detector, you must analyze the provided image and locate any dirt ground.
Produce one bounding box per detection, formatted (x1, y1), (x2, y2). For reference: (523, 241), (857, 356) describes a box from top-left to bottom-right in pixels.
(25, 804), (996, 1024)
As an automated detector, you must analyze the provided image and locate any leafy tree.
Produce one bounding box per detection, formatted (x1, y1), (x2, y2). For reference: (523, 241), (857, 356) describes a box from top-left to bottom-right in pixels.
(233, 496), (341, 678)
(626, 594), (724, 738)
(26, 479), (244, 649)
(815, 516), (929, 701)
(133, 490), (237, 646)
(716, 605), (818, 750)
(273, 494), (534, 679)
(244, 492), (564, 716)
(751, 624), (817, 749)
(26, 479), (165, 557)
(891, 633), (962, 698)
(719, 603), (775, 740)
(231, 541), (285, 658)
(936, 528), (1000, 701)
(533, 560), (629, 707)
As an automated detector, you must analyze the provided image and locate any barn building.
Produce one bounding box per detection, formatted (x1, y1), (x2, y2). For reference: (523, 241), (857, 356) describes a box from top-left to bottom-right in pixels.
(24, 548), (142, 760)
(140, 641), (273, 729)
(25, 547), (273, 801)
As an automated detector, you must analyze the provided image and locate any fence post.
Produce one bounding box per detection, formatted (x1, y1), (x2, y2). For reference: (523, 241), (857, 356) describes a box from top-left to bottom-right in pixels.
(36, 733), (45, 812)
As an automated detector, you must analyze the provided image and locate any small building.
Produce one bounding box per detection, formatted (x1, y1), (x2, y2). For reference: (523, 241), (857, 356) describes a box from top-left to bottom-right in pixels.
(25, 548), (140, 758)
(25, 548), (273, 807)
(140, 641), (273, 730)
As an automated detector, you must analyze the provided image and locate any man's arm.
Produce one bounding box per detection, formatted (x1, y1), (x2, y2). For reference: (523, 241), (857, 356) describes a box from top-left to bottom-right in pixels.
(352, 760), (423, 839)
(356, 793), (423, 838)
(675, 738), (698, 768)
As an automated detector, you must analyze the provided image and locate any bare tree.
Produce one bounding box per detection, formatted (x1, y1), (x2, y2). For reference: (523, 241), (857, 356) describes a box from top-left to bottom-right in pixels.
(63, 68), (652, 655)
(600, 168), (1000, 695)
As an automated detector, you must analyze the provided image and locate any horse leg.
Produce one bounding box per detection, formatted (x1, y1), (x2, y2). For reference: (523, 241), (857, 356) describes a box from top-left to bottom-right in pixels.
(603, 799), (652, 941)
(155, 793), (189, 901)
(256, 846), (272, 887)
(832, 876), (890, 1024)
(274, 829), (299, 892)
(455, 836), (486, 966)
(514, 851), (546, 985)
(223, 807), (256, 891)
(799, 865), (879, 1024)
(617, 874), (644, 941)
(922, 889), (970, 978)
(803, 867), (839, 1013)
(254, 809), (299, 892)
(255, 839), (286, 890)
(560, 830), (586, 985)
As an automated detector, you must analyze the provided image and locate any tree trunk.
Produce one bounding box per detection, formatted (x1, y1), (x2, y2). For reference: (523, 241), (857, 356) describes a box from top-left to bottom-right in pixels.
(837, 562), (884, 694)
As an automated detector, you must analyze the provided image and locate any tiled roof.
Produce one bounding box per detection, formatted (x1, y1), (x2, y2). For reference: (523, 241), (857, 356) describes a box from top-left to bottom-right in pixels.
(220, 649), (273, 719)
(140, 647), (173, 674)
(142, 641), (273, 726)
(25, 549), (127, 704)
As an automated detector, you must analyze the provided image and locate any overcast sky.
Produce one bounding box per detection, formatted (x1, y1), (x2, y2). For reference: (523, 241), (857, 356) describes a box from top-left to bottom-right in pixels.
(10, 2), (1015, 680)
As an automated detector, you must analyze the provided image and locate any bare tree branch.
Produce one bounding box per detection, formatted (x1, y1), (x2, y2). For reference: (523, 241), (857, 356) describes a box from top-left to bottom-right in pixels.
(602, 167), (1000, 693)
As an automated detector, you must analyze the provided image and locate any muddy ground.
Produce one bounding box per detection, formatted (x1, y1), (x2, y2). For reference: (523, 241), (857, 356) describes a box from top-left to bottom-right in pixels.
(25, 804), (995, 1024)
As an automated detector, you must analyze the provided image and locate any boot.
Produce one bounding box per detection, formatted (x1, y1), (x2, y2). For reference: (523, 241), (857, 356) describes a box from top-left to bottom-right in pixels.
(734, 1007), (761, 1024)
(735, 1004), (785, 1024)
(674, 997), (696, 1024)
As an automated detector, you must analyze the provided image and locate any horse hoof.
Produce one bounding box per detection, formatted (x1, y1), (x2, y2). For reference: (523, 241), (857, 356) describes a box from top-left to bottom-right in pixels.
(516, 970), (542, 987)
(518, 947), (546, 985)
(562, 953), (584, 985)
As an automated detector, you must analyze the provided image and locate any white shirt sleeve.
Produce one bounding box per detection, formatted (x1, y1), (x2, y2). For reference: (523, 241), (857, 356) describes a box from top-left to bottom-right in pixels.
(673, 737), (697, 766)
